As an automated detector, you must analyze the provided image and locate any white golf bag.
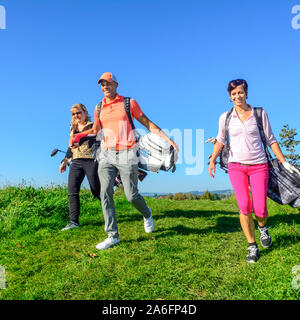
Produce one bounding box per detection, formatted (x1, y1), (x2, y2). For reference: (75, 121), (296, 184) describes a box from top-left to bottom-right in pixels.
(138, 132), (177, 173)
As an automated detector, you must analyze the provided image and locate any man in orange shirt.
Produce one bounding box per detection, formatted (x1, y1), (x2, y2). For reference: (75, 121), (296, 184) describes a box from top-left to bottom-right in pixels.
(82, 72), (178, 250)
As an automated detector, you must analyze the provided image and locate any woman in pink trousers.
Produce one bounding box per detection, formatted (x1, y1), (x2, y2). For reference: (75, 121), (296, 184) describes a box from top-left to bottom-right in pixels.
(208, 79), (299, 263)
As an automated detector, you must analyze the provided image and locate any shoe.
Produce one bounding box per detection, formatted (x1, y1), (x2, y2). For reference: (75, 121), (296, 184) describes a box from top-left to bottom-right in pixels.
(144, 208), (155, 233)
(96, 237), (120, 250)
(246, 245), (259, 263)
(258, 225), (272, 248)
(61, 221), (79, 231)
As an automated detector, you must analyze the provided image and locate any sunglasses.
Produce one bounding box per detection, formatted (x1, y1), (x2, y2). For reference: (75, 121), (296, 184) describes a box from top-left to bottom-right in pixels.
(72, 111), (83, 116)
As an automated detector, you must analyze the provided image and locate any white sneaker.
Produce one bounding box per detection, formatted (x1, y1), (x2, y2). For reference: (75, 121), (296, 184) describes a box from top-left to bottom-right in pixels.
(61, 221), (79, 231)
(144, 208), (155, 233)
(95, 237), (120, 250)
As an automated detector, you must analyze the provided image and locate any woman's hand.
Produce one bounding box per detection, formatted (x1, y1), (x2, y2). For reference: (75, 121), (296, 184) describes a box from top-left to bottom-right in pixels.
(208, 140), (224, 178)
(282, 161), (300, 175)
(59, 161), (67, 173)
(69, 134), (78, 149)
(208, 161), (216, 178)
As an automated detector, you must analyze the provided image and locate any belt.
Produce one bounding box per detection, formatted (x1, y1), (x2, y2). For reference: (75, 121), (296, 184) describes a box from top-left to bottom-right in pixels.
(105, 146), (132, 152)
(231, 162), (256, 166)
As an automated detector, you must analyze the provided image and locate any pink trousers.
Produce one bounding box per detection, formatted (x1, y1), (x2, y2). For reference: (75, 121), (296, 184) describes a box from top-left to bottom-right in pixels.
(228, 162), (269, 218)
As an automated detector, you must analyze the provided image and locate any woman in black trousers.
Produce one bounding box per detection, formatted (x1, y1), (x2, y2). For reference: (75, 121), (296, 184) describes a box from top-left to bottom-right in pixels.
(59, 103), (101, 230)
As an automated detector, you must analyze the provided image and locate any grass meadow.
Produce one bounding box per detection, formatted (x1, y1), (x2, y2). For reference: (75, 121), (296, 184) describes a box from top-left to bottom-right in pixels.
(0, 184), (299, 300)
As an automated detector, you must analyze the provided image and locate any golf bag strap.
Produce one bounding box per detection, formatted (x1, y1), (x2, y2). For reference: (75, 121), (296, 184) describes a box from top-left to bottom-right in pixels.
(124, 97), (135, 130)
(224, 108), (234, 148)
(254, 107), (272, 160)
(124, 97), (139, 142)
(96, 102), (102, 130)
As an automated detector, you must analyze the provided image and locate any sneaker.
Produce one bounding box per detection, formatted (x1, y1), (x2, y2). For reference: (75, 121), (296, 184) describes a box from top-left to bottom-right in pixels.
(61, 221), (79, 231)
(246, 245), (259, 263)
(258, 225), (272, 248)
(95, 237), (120, 250)
(144, 208), (155, 233)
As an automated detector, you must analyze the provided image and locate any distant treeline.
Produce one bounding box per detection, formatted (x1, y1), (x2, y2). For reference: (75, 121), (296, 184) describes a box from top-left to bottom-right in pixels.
(154, 190), (233, 201)
(114, 185), (233, 201)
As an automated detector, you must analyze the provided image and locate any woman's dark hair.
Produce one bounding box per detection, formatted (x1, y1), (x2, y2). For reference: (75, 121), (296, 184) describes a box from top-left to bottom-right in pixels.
(227, 79), (248, 96)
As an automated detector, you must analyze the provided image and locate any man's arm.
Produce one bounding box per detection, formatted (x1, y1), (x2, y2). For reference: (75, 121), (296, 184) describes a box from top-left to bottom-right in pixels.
(69, 122), (101, 148)
(136, 114), (179, 152)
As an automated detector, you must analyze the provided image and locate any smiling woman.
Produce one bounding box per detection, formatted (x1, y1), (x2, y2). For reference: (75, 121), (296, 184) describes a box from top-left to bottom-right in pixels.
(59, 103), (101, 231)
(207, 78), (299, 264)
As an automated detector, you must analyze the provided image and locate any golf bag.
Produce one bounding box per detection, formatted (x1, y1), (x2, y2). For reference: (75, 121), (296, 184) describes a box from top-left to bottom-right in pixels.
(254, 107), (300, 208)
(138, 132), (177, 173)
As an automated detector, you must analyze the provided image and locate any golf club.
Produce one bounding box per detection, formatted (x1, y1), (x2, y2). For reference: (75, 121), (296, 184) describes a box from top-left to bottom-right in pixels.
(51, 148), (66, 157)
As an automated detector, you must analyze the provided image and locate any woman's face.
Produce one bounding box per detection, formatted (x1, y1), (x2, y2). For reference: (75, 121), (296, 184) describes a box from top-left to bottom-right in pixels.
(230, 85), (247, 107)
(72, 107), (87, 124)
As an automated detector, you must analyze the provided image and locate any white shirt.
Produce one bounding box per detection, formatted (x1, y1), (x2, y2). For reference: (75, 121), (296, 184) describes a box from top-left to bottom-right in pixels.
(216, 107), (277, 164)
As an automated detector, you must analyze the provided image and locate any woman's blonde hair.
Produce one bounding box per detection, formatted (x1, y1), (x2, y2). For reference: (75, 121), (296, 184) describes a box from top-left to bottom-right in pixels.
(70, 103), (91, 131)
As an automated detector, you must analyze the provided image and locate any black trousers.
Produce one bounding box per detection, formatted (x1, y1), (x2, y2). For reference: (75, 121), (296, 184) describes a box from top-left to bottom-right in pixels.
(68, 158), (101, 224)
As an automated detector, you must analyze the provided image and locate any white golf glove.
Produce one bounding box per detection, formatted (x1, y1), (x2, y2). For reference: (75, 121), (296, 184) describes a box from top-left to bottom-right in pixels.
(205, 137), (217, 144)
(282, 161), (300, 176)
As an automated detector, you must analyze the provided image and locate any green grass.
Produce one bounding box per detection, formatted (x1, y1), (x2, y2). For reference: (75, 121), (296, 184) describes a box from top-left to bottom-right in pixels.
(0, 184), (299, 300)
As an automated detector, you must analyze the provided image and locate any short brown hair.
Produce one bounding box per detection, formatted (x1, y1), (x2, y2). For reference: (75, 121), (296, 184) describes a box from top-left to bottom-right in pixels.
(227, 79), (248, 96)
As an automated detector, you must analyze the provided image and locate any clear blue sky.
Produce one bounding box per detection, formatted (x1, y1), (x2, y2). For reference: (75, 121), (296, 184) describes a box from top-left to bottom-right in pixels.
(1, 0), (299, 193)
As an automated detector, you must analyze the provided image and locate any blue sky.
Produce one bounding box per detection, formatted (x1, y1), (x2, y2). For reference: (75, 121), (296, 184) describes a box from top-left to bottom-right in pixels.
(0, 0), (299, 193)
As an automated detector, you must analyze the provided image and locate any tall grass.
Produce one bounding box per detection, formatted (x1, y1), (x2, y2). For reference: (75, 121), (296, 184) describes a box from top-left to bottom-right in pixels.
(0, 185), (299, 300)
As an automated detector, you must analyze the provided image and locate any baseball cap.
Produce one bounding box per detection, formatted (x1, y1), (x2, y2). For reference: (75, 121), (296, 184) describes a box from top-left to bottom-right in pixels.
(97, 72), (118, 84)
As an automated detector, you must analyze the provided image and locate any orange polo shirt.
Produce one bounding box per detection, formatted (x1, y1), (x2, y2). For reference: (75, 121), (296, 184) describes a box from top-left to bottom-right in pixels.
(94, 94), (144, 150)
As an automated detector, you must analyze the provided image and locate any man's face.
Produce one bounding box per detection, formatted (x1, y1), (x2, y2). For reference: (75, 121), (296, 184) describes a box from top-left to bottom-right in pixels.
(101, 80), (118, 98)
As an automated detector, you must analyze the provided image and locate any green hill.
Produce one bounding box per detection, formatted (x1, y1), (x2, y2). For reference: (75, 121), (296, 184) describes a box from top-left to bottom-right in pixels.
(0, 185), (299, 300)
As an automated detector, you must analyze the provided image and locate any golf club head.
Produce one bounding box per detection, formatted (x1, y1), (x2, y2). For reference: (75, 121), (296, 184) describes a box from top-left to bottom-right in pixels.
(205, 137), (217, 144)
(51, 149), (66, 157)
(51, 149), (59, 157)
(171, 164), (176, 173)
(138, 169), (148, 181)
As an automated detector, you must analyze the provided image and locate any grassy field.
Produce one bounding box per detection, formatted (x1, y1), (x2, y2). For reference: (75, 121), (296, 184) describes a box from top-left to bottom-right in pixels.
(0, 184), (299, 300)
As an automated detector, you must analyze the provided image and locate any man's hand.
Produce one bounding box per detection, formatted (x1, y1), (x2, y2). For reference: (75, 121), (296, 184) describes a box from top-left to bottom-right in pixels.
(170, 140), (179, 153)
(69, 134), (77, 149)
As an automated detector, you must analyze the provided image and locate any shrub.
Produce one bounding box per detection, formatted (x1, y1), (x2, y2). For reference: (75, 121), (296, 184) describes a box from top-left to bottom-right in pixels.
(173, 192), (186, 201)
